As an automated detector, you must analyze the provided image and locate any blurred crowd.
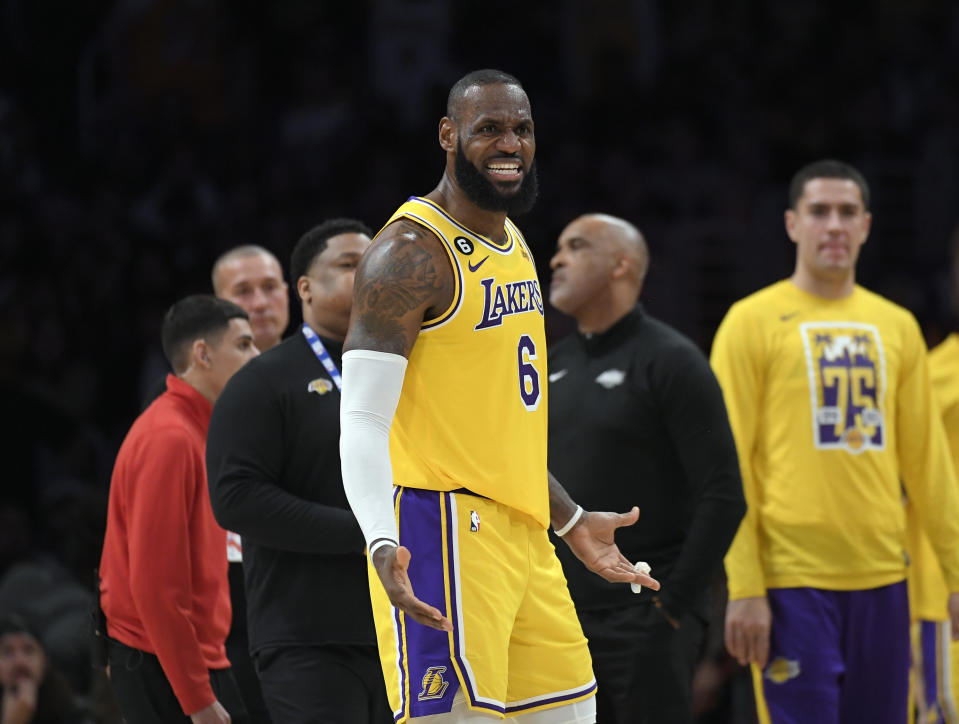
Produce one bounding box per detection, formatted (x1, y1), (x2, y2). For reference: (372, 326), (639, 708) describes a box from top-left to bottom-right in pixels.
(2, 1), (958, 720)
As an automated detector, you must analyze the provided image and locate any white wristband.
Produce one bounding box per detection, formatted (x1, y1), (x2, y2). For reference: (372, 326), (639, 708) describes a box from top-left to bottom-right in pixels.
(554, 505), (584, 537)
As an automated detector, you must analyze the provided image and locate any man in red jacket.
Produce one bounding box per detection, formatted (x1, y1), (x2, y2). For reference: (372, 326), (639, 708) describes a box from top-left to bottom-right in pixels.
(99, 295), (259, 724)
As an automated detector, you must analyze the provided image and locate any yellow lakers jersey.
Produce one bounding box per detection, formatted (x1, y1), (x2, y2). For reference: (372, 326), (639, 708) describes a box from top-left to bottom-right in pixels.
(907, 333), (959, 620)
(381, 197), (549, 527)
(930, 334), (959, 487)
(711, 280), (959, 599)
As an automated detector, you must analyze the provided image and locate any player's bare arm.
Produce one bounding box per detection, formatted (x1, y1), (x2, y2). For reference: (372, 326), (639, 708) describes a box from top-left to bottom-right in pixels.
(344, 219), (453, 357)
(343, 218), (455, 632)
(548, 471), (660, 590)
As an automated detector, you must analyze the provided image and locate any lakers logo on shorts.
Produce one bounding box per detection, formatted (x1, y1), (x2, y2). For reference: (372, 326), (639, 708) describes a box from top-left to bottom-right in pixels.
(307, 378), (333, 395)
(418, 666), (450, 701)
(764, 657), (801, 684)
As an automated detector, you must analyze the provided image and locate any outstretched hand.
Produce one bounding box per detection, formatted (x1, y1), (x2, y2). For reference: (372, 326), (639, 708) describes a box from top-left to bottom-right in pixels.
(371, 545), (452, 631)
(562, 506), (660, 589)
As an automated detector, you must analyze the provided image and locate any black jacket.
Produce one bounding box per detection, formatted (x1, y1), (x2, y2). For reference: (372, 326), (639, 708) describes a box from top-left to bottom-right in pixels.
(548, 305), (745, 619)
(206, 332), (373, 653)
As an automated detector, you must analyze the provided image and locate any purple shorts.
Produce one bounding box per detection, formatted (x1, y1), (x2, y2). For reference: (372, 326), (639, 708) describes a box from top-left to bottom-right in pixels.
(758, 582), (910, 724)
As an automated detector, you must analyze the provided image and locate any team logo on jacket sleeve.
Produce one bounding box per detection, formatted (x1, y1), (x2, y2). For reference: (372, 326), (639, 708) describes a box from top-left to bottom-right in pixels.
(800, 322), (886, 453)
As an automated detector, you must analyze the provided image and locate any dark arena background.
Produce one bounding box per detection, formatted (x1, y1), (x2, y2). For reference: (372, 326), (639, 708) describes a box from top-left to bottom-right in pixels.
(2, 2), (958, 721)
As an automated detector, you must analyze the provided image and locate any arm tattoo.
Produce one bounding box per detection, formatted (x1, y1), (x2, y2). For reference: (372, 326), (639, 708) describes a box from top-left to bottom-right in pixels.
(348, 224), (446, 355)
(355, 237), (439, 317)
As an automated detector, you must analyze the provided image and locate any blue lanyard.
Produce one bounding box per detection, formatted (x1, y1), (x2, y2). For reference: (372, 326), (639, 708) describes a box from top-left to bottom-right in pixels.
(300, 323), (342, 391)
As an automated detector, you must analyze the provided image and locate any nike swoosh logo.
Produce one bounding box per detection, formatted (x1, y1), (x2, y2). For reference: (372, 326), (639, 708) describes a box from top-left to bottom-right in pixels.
(548, 369), (567, 383)
(468, 256), (490, 272)
(780, 311), (799, 322)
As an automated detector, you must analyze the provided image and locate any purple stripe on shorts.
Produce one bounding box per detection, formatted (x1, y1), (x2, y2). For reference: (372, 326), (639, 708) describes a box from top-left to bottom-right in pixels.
(444, 493), (505, 716)
(399, 489), (460, 718)
(505, 680), (599, 714)
(920, 620), (946, 724)
(392, 599), (405, 723)
(391, 487), (406, 723)
(443, 492), (460, 648)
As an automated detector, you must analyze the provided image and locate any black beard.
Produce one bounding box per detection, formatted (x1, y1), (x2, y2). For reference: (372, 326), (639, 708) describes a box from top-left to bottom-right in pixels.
(454, 140), (539, 216)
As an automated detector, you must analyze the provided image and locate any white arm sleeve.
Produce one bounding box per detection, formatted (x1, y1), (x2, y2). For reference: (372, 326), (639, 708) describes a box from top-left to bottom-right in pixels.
(340, 349), (408, 551)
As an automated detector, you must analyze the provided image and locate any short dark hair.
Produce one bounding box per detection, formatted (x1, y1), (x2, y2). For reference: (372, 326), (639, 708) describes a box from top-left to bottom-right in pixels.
(289, 218), (372, 283)
(788, 159), (871, 211)
(160, 295), (248, 373)
(447, 69), (524, 119)
(0, 612), (43, 646)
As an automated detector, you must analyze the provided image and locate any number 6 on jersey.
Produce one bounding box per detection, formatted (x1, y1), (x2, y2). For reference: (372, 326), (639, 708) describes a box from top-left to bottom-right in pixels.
(517, 334), (541, 410)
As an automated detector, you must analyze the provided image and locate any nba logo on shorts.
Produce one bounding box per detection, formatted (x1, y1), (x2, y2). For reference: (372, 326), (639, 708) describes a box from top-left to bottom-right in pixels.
(418, 666), (450, 700)
(470, 510), (480, 532)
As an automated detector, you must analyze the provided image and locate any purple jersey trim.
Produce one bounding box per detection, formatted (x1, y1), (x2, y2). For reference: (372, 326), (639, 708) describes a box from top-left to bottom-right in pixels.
(409, 197), (515, 254)
(393, 211), (464, 331)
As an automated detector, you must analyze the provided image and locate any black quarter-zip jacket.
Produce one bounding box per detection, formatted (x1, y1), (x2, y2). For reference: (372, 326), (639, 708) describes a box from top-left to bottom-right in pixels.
(206, 332), (374, 653)
(548, 305), (745, 619)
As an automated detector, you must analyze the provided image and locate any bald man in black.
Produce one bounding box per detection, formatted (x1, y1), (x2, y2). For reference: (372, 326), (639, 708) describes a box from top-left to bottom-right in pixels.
(547, 214), (746, 723)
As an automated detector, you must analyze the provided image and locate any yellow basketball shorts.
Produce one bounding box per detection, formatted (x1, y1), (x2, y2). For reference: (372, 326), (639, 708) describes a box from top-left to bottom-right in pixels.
(369, 487), (596, 721)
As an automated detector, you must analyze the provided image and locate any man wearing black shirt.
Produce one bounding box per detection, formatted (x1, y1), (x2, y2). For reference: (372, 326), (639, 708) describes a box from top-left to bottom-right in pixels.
(211, 244), (289, 724)
(547, 213), (746, 724)
(206, 218), (391, 724)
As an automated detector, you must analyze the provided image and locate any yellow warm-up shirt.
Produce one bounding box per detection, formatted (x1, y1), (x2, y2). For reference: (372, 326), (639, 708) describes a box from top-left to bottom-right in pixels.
(710, 280), (959, 600)
(907, 333), (959, 620)
(381, 197), (550, 528)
